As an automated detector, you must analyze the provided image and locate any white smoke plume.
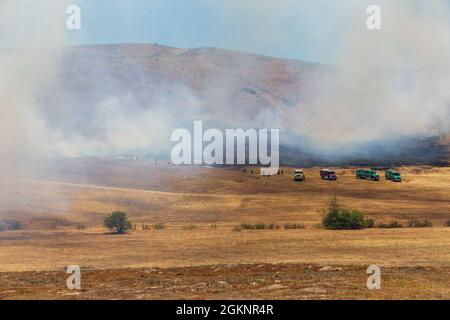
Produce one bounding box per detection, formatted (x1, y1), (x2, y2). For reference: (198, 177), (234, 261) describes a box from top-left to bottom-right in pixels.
(0, 0), (71, 213)
(193, 0), (450, 151)
(285, 0), (450, 149)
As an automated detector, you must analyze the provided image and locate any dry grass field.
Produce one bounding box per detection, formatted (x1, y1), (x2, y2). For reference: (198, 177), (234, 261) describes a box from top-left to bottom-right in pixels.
(0, 159), (449, 299)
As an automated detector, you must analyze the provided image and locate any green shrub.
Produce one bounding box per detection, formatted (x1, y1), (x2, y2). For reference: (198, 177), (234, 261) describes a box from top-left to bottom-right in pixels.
(377, 221), (403, 228)
(447, 219), (450, 227)
(322, 209), (365, 230)
(407, 219), (432, 228)
(183, 223), (198, 230)
(49, 223), (58, 230)
(75, 223), (85, 230)
(284, 223), (306, 230)
(0, 222), (5, 232)
(364, 219), (376, 228)
(153, 223), (166, 230)
(241, 223), (280, 230)
(104, 211), (132, 234)
(232, 226), (242, 232)
(241, 223), (254, 230)
(321, 197), (365, 230)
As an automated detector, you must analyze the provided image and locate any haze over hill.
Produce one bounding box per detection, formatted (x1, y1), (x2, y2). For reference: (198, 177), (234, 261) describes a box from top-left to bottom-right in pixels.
(25, 43), (446, 165)
(1, 43), (449, 165)
(41, 43), (330, 157)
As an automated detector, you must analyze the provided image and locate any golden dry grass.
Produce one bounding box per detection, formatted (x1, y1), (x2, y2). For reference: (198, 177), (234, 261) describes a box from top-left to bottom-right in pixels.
(0, 160), (449, 299)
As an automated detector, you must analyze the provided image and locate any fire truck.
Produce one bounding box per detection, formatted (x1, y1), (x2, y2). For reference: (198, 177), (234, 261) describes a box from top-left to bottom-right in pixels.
(320, 169), (337, 181)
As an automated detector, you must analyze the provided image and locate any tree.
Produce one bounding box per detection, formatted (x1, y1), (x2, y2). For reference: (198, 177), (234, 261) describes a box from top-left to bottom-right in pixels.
(104, 211), (132, 234)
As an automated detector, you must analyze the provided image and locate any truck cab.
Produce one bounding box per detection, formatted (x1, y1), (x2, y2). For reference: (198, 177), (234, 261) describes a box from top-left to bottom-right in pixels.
(356, 169), (380, 181)
(320, 169), (337, 181)
(294, 169), (305, 182)
(385, 170), (402, 182)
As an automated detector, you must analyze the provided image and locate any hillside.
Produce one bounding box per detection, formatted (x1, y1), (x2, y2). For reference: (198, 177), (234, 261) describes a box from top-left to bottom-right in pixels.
(12, 43), (450, 164)
(44, 44), (329, 131)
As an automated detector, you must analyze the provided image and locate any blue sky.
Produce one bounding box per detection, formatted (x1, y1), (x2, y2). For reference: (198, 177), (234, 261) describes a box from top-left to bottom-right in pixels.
(66, 0), (373, 64)
(3, 1), (448, 64)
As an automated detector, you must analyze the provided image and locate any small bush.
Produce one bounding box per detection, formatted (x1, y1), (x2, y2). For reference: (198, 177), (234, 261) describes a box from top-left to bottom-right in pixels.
(210, 224), (218, 230)
(364, 219), (376, 228)
(49, 223), (58, 230)
(104, 211), (132, 234)
(241, 223), (280, 230)
(240, 223), (254, 230)
(75, 223), (85, 230)
(312, 223), (323, 230)
(0, 223), (5, 232)
(153, 223), (166, 230)
(284, 223), (305, 230)
(232, 226), (242, 232)
(183, 223), (198, 230)
(407, 219), (432, 228)
(322, 196), (367, 230)
(447, 219), (450, 227)
(322, 209), (365, 230)
(377, 221), (403, 228)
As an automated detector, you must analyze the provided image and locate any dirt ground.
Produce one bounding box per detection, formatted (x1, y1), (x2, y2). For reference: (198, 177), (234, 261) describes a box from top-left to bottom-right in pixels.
(0, 160), (449, 299)
(1, 264), (448, 300)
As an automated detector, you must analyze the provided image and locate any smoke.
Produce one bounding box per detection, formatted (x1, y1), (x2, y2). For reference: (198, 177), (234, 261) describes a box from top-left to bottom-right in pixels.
(285, 0), (450, 150)
(195, 0), (450, 152)
(50, 90), (202, 158)
(1, 0), (449, 175)
(0, 0), (71, 213)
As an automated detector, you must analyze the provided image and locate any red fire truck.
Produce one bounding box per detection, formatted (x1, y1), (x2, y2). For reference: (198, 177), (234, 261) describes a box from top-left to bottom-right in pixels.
(320, 169), (337, 181)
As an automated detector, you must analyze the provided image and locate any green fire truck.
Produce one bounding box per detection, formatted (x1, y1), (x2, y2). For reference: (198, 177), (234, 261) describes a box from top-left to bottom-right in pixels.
(356, 169), (380, 181)
(385, 170), (402, 182)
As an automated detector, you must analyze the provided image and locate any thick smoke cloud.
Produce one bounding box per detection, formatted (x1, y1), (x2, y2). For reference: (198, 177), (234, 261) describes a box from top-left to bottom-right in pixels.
(285, 0), (450, 150)
(0, 0), (71, 212)
(197, 0), (449, 150)
(0, 0), (71, 160)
